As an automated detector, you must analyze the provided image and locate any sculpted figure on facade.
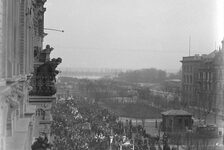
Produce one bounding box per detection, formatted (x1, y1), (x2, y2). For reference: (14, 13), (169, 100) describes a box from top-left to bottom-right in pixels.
(29, 55), (62, 96)
(37, 57), (62, 81)
(39, 45), (54, 62)
(34, 45), (54, 63)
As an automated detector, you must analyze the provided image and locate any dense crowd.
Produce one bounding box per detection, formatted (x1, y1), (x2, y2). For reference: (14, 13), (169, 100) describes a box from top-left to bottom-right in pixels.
(51, 98), (171, 150)
(51, 98), (116, 150)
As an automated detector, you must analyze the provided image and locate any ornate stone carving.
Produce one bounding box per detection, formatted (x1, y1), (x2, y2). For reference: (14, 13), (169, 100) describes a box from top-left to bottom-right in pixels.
(37, 57), (62, 81)
(39, 45), (53, 62)
(36, 0), (47, 5)
(34, 45), (53, 63)
(29, 57), (62, 96)
(32, 0), (46, 37)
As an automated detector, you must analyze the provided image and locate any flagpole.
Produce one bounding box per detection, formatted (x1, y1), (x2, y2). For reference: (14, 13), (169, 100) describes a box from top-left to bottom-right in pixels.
(44, 28), (64, 32)
(189, 35), (191, 56)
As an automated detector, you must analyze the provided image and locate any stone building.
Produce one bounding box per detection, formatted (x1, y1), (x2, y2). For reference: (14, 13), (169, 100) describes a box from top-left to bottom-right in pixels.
(212, 43), (224, 117)
(196, 52), (216, 116)
(181, 39), (224, 122)
(0, 0), (61, 150)
(181, 55), (202, 107)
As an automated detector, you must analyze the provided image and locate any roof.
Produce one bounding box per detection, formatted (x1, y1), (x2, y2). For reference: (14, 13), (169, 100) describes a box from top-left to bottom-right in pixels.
(161, 109), (192, 116)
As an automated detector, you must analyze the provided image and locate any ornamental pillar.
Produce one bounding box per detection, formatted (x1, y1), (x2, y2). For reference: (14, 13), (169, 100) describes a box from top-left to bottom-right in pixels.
(29, 44), (61, 143)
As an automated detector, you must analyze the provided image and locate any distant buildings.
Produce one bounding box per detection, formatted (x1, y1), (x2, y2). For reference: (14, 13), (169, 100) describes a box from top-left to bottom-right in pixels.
(181, 39), (224, 117)
(59, 67), (122, 79)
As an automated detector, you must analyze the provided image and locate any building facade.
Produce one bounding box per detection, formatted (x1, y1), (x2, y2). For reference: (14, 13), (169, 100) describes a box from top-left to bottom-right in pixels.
(213, 45), (224, 116)
(181, 39), (224, 122)
(0, 0), (61, 150)
(181, 55), (201, 107)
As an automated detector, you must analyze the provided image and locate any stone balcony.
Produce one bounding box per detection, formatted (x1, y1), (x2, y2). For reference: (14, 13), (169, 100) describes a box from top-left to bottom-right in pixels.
(29, 95), (56, 105)
(39, 113), (53, 125)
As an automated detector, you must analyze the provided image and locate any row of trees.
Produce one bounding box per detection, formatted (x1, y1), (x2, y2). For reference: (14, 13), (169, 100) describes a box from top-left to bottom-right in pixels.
(116, 68), (167, 83)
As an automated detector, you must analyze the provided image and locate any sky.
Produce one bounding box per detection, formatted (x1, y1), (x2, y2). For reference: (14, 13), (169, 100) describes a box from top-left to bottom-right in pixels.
(44, 0), (224, 72)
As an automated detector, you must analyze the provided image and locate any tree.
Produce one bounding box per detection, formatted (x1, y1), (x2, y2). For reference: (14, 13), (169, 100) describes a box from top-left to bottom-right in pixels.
(116, 68), (167, 83)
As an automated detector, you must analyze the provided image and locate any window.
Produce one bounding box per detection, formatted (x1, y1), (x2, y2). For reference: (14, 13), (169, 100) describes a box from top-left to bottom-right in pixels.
(203, 72), (206, 80)
(207, 72), (210, 81)
(203, 84), (206, 90)
(190, 75), (192, 83)
(169, 119), (172, 126)
(200, 72), (203, 79)
(185, 119), (189, 127)
(187, 75), (189, 83)
(178, 118), (182, 124)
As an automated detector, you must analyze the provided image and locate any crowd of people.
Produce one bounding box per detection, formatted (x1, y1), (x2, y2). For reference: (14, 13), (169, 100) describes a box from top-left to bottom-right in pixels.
(50, 97), (171, 150)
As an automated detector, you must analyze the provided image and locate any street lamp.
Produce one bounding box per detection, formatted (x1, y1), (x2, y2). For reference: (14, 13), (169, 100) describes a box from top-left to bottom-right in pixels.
(44, 28), (64, 32)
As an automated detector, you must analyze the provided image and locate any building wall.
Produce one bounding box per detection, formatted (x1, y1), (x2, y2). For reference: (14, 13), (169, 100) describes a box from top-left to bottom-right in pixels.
(0, 0), (48, 150)
(0, 0), (3, 78)
(181, 39), (224, 118)
(213, 46), (224, 114)
(0, 95), (8, 150)
(196, 59), (215, 114)
(0, 0), (35, 79)
(181, 56), (201, 106)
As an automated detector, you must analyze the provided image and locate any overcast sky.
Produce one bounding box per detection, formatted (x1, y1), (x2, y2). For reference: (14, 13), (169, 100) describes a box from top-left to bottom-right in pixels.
(44, 0), (223, 72)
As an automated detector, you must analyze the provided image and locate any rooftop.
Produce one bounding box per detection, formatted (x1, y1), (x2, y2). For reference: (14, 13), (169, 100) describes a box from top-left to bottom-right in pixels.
(181, 55), (202, 62)
(161, 109), (192, 116)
